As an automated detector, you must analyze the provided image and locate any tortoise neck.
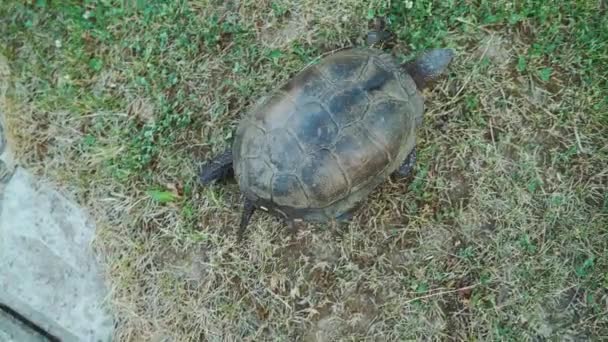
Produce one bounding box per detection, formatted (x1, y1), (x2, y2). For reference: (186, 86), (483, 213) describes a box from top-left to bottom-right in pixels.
(403, 48), (455, 90)
(403, 61), (427, 90)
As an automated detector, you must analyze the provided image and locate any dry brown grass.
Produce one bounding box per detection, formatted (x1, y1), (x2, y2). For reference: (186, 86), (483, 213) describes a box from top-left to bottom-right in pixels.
(1, 0), (607, 340)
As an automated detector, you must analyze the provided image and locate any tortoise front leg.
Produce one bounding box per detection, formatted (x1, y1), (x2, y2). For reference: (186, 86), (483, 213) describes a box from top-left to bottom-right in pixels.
(366, 17), (394, 47)
(198, 148), (234, 185)
(394, 148), (417, 179)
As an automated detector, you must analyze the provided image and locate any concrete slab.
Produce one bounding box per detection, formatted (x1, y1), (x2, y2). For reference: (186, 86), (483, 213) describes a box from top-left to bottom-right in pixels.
(0, 105), (114, 339)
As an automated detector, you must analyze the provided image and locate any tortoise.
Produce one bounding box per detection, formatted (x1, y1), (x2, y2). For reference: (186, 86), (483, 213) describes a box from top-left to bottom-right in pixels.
(198, 18), (454, 240)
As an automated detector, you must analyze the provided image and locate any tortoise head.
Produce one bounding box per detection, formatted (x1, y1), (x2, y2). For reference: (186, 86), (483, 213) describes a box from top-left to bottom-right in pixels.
(405, 48), (455, 90)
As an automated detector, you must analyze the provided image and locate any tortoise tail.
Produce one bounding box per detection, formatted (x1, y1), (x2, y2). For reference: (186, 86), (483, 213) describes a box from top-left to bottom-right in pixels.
(198, 148), (234, 185)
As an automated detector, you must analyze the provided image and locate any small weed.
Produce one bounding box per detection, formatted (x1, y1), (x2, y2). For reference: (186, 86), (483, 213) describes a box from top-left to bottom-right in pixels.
(575, 257), (595, 278)
(147, 189), (178, 204)
(518, 234), (537, 254)
(517, 55), (527, 72)
(538, 67), (553, 82)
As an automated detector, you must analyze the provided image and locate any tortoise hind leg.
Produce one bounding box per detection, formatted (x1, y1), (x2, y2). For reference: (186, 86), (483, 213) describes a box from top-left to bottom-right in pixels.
(335, 201), (365, 223)
(394, 148), (417, 179)
(198, 148), (234, 185)
(336, 211), (355, 223)
(237, 198), (256, 242)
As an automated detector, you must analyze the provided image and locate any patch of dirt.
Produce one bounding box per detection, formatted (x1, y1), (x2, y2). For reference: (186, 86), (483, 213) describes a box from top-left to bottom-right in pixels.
(152, 243), (211, 286)
(127, 97), (156, 125)
(392, 227), (420, 251)
(526, 80), (552, 107)
(344, 291), (379, 333)
(309, 233), (340, 264)
(476, 35), (512, 67)
(420, 224), (454, 255)
(303, 290), (379, 342)
(274, 232), (312, 266)
(536, 287), (594, 340)
(303, 314), (347, 342)
(259, 6), (310, 49)
(446, 170), (471, 208)
(531, 128), (570, 151)
(387, 248), (418, 273)
(441, 292), (472, 340)
(480, 218), (498, 234)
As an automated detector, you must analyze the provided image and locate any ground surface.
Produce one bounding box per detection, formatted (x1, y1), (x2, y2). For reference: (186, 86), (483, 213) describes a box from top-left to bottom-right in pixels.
(1, 0), (607, 340)
(0, 168), (114, 342)
(0, 99), (112, 340)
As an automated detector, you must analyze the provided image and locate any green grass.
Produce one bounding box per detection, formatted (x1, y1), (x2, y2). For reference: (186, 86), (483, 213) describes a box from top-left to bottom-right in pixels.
(1, 0), (607, 340)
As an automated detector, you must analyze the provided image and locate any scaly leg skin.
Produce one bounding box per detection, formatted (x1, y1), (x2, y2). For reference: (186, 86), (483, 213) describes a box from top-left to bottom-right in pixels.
(335, 201), (365, 224)
(395, 148), (417, 179)
(336, 211), (354, 223)
(198, 148), (234, 185)
(336, 208), (361, 224)
(237, 198), (256, 242)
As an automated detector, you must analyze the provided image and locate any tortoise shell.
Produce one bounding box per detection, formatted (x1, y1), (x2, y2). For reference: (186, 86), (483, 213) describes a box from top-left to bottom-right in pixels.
(232, 47), (424, 222)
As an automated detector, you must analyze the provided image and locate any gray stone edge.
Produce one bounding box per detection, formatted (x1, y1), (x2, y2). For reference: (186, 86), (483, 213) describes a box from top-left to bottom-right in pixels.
(0, 292), (79, 342)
